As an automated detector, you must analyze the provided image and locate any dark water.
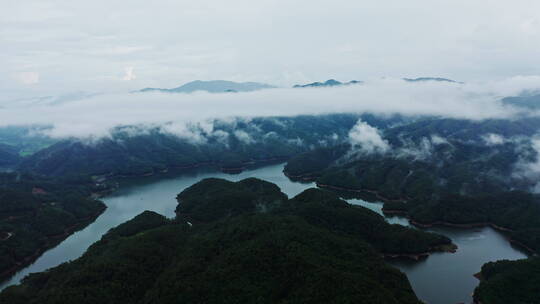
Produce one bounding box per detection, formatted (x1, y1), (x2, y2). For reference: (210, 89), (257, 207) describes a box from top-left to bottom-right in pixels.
(390, 226), (527, 304)
(347, 199), (528, 304)
(0, 163), (315, 290)
(0, 164), (528, 304)
(349, 198), (527, 303)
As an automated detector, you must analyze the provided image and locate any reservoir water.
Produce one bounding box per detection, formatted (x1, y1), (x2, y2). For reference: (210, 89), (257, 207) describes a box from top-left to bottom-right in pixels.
(0, 164), (528, 303)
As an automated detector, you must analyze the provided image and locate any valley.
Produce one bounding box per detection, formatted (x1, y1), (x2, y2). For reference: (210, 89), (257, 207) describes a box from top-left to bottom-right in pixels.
(0, 164), (531, 303)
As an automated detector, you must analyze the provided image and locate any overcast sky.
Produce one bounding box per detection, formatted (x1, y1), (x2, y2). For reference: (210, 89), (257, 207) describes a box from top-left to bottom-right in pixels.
(1, 0), (540, 101)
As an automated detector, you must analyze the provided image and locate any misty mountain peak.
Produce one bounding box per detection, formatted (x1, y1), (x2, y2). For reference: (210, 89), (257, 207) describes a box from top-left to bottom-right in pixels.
(403, 77), (459, 83)
(139, 80), (275, 93)
(293, 79), (362, 88)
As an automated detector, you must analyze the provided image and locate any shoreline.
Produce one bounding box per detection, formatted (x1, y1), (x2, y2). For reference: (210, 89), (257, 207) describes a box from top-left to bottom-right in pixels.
(0, 204), (106, 284)
(283, 171), (321, 182)
(96, 157), (289, 183)
(283, 169), (538, 256)
(315, 182), (409, 203)
(383, 244), (458, 261)
(1, 158), (290, 286)
(285, 170), (462, 260)
(283, 170), (409, 202)
(381, 208), (537, 255)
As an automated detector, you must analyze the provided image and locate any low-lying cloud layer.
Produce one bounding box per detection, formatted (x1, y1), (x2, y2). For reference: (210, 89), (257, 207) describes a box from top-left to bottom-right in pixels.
(1, 76), (540, 139)
(348, 120), (389, 154)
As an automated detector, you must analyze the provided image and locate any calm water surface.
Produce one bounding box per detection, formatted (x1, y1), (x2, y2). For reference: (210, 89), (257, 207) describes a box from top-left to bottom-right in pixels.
(349, 198), (527, 304)
(390, 226), (527, 304)
(0, 164), (314, 290)
(0, 164), (528, 304)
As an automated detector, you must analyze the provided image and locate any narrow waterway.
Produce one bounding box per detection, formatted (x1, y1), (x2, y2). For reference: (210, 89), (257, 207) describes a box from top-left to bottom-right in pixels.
(0, 164), (528, 304)
(349, 199), (527, 303)
(0, 163), (314, 290)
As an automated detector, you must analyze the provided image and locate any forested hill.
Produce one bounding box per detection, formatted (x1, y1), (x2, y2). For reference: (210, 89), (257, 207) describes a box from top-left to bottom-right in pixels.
(293, 79), (361, 88)
(284, 117), (540, 253)
(0, 178), (453, 303)
(176, 178), (453, 255)
(18, 114), (402, 178)
(473, 257), (540, 304)
(0, 173), (106, 280)
(139, 80), (274, 93)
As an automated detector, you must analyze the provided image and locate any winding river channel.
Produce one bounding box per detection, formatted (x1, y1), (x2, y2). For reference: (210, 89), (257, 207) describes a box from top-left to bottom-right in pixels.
(0, 163), (528, 303)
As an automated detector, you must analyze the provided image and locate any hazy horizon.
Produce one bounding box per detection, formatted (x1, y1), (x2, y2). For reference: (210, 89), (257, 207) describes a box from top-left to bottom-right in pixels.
(2, 0), (540, 102)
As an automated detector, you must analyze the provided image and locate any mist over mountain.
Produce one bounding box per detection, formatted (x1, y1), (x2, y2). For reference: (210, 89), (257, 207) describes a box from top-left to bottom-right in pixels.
(4, 1), (540, 302)
(17, 114), (385, 177)
(502, 93), (540, 110)
(139, 80), (275, 93)
(3, 77), (540, 140)
(293, 79), (362, 88)
(403, 77), (459, 83)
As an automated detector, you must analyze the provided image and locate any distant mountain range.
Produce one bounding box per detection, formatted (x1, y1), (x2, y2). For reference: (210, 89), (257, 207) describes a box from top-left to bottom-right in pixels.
(139, 77), (460, 93)
(502, 93), (540, 110)
(403, 77), (459, 83)
(293, 79), (362, 88)
(139, 80), (275, 93)
(293, 77), (461, 88)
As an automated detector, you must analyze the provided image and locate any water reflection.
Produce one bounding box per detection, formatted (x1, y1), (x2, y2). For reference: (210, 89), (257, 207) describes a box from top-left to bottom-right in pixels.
(0, 163), (314, 290)
(0, 164), (529, 304)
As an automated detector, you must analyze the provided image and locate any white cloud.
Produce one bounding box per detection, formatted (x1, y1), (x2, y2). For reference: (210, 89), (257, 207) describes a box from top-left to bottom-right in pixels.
(2, 1), (540, 98)
(514, 137), (540, 192)
(159, 122), (207, 144)
(13, 72), (40, 85)
(211, 130), (230, 145)
(431, 135), (449, 145)
(396, 137), (434, 160)
(0, 77), (539, 139)
(122, 67), (136, 81)
(234, 130), (254, 144)
(348, 120), (389, 154)
(482, 133), (505, 145)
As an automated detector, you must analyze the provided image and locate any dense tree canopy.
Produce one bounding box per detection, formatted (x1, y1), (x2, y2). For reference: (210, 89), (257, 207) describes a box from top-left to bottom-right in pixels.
(284, 118), (540, 253)
(0, 172), (106, 278)
(0, 178), (455, 303)
(473, 257), (540, 304)
(18, 114), (373, 177)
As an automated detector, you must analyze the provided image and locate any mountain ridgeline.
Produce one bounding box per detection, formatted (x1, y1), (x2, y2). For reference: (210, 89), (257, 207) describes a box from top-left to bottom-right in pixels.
(402, 77), (459, 83)
(18, 114), (402, 178)
(284, 117), (540, 254)
(293, 79), (362, 88)
(139, 80), (274, 93)
(0, 178), (453, 303)
(502, 92), (540, 110)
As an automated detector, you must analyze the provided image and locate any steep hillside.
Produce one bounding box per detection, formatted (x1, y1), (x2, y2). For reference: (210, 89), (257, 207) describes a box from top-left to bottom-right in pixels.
(140, 80), (274, 93)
